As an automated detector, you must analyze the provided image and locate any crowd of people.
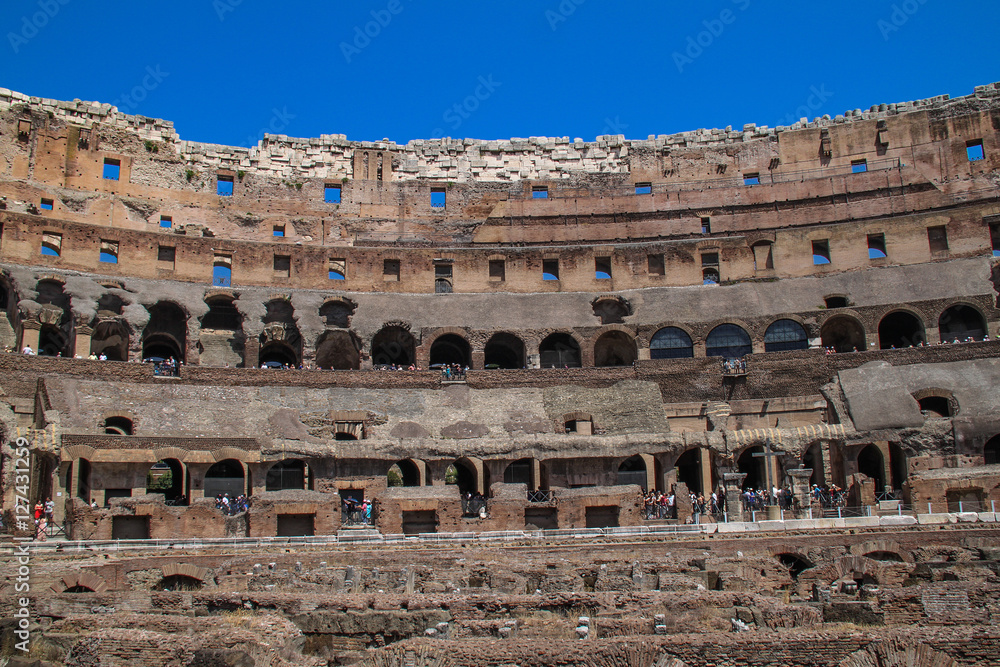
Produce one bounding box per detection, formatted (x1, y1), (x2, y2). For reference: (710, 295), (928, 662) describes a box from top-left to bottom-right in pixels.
(341, 497), (373, 525)
(722, 358), (747, 374)
(215, 493), (249, 515)
(812, 483), (845, 508)
(740, 486), (795, 512)
(642, 488), (724, 521)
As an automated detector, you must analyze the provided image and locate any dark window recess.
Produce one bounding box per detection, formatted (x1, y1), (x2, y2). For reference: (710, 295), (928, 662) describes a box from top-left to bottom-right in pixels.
(990, 224), (1000, 258)
(324, 184), (342, 203)
(103, 158), (121, 181)
(867, 233), (887, 259)
(217, 175), (234, 196)
(825, 296), (848, 309)
(967, 140), (985, 162)
(927, 226), (949, 253)
(701, 217), (711, 234)
(852, 159), (868, 173)
(634, 182), (652, 195)
(701, 253), (719, 266)
(648, 254), (665, 276)
(383, 259), (400, 281)
(40, 198), (54, 211)
(488, 259), (505, 281)
(273, 255), (291, 276)
(273, 225), (285, 237)
(812, 240), (831, 265)
(157, 246), (175, 263)
(595, 257), (611, 280)
(532, 186), (549, 199)
(159, 216), (172, 228)
(542, 259), (559, 281)
(430, 188), (446, 209)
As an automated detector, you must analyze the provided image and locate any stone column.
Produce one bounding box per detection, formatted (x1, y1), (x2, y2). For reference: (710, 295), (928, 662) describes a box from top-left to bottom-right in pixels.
(699, 448), (713, 498)
(470, 349), (484, 370)
(74, 325), (93, 358)
(787, 468), (813, 517)
(244, 337), (260, 369)
(723, 472), (747, 522)
(20, 320), (40, 352)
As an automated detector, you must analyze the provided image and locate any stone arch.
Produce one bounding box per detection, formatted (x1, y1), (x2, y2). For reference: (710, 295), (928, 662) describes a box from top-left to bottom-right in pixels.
(878, 309), (926, 349)
(911, 387), (957, 418)
(673, 447), (712, 495)
(318, 296), (356, 328)
(502, 457), (546, 491)
(371, 324), (416, 367)
(649, 325), (695, 359)
(211, 447), (254, 463)
(617, 454), (654, 491)
(389, 458), (426, 487)
(204, 458), (246, 498)
(315, 329), (361, 370)
(103, 415), (133, 435)
(429, 331), (472, 367)
(851, 539), (913, 563)
(142, 301), (188, 362)
(593, 329), (638, 367)
(161, 563), (210, 582)
(51, 571), (109, 594)
(774, 552), (815, 579)
(539, 331), (582, 368)
(199, 294), (244, 367)
(151, 447), (189, 462)
(259, 298), (302, 366)
(763, 318), (809, 352)
(938, 302), (987, 342)
(705, 323), (752, 358)
(838, 639), (957, 667)
(146, 458), (185, 501)
(857, 444), (886, 490)
(821, 314), (866, 353)
(484, 332), (525, 369)
(449, 456), (487, 496)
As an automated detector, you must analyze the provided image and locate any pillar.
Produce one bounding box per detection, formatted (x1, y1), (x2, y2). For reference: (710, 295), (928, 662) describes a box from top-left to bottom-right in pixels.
(20, 321), (40, 352)
(471, 349), (484, 370)
(723, 472), (747, 522)
(875, 440), (892, 495)
(244, 337), (260, 369)
(74, 325), (93, 358)
(699, 449), (713, 498)
(638, 347), (651, 361)
(787, 468), (813, 517)
(531, 458), (541, 491)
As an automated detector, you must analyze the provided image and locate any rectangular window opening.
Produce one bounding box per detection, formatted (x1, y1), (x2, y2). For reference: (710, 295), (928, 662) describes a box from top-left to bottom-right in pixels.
(701, 217), (711, 234)
(990, 224), (1000, 258)
(532, 186), (549, 199)
(273, 225), (285, 237)
(967, 140), (985, 162)
(928, 225), (949, 254)
(634, 182), (652, 195)
(273, 254), (291, 277)
(812, 240), (831, 265)
(103, 158), (121, 181)
(324, 184), (342, 203)
(743, 173), (760, 186)
(489, 259), (506, 281)
(595, 256), (612, 280)
(701, 252), (719, 266)
(542, 258), (559, 281)
(41, 232), (61, 257)
(852, 159), (868, 174)
(217, 175), (234, 197)
(867, 233), (887, 259)
(40, 198), (54, 211)
(647, 254), (665, 276)
(159, 215), (172, 228)
(157, 245), (175, 267)
(99, 240), (119, 264)
(213, 254), (232, 287)
(430, 188), (446, 209)
(383, 259), (400, 281)
(329, 258), (346, 280)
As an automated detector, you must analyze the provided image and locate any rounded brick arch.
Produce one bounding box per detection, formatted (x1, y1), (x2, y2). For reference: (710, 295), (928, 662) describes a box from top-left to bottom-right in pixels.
(839, 638), (957, 667)
(850, 539), (914, 563)
(422, 326), (472, 349)
(51, 571), (109, 593)
(161, 563), (210, 582)
(800, 555), (886, 586)
(698, 318), (758, 344)
(210, 447), (255, 463)
(152, 447), (190, 462)
(61, 445), (97, 461)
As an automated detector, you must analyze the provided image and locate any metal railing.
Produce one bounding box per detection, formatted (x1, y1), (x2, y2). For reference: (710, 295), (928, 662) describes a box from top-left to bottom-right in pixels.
(527, 490), (553, 503)
(461, 497), (488, 518)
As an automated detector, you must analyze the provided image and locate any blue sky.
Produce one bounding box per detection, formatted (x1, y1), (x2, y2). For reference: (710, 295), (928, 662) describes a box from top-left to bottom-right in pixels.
(1, 1), (998, 147)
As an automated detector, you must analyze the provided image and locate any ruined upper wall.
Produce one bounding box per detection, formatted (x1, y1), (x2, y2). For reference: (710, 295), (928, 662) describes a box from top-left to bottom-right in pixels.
(2, 82), (999, 182)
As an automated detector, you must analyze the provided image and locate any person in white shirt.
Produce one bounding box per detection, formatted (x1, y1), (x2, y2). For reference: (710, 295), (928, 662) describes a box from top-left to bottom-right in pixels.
(21, 345), (35, 355)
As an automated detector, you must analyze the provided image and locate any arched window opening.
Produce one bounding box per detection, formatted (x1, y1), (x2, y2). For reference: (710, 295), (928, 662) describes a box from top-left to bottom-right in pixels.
(484, 333), (525, 369)
(315, 330), (361, 370)
(820, 315), (866, 353)
(776, 553), (814, 580)
(448, 458), (480, 496)
(142, 302), (187, 363)
(146, 459), (184, 503)
(803, 442), (826, 488)
(917, 396), (951, 418)
(259, 342), (299, 368)
(857, 445), (885, 491)
(864, 551), (904, 562)
(38, 324), (69, 357)
(617, 455), (647, 490)
(675, 449), (703, 494)
(878, 311), (925, 349)
(389, 459), (423, 487)
(266, 459), (309, 491)
(65, 585), (96, 593)
(371, 326), (415, 367)
(201, 298), (241, 331)
(90, 320), (129, 361)
(204, 459), (245, 498)
(706, 324), (752, 358)
(503, 458), (534, 489)
(764, 319), (808, 352)
(429, 333), (471, 368)
(155, 575), (203, 592)
(938, 304), (987, 342)
(539, 333), (581, 368)
(984, 435), (1000, 465)
(593, 330), (637, 367)
(650, 327), (694, 359)
(104, 416), (133, 435)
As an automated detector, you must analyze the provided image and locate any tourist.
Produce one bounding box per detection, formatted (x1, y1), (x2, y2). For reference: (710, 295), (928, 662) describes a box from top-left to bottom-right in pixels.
(44, 497), (54, 522)
(22, 344), (35, 355)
